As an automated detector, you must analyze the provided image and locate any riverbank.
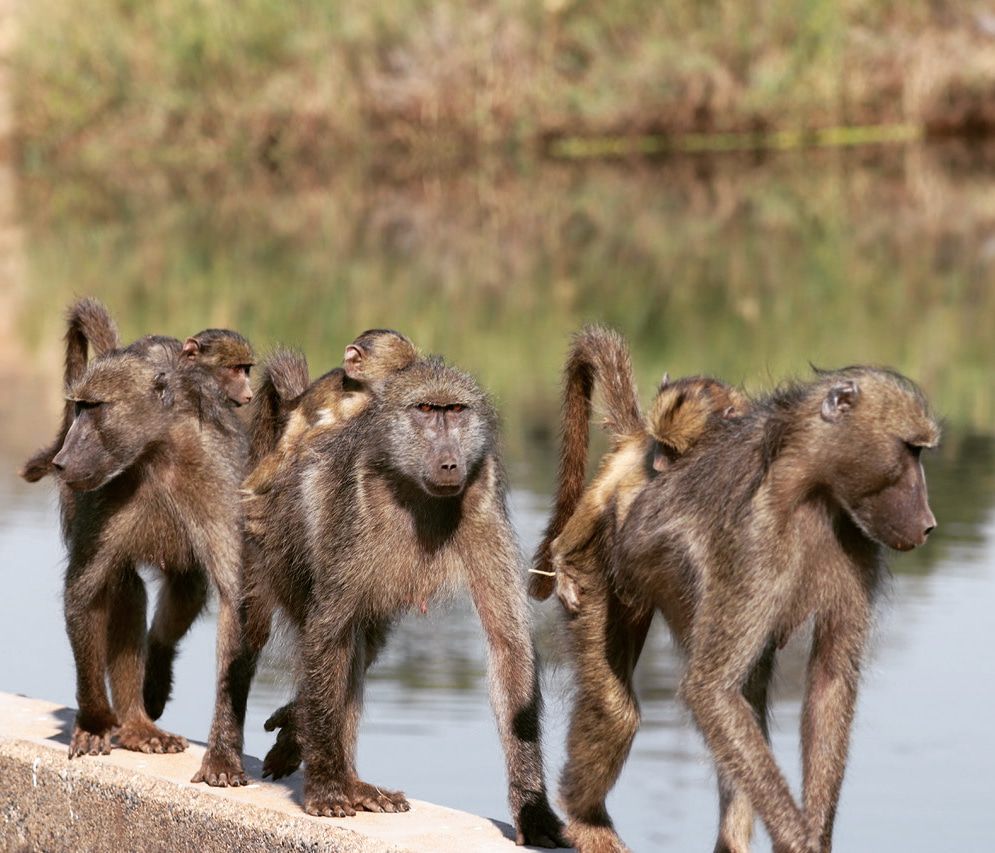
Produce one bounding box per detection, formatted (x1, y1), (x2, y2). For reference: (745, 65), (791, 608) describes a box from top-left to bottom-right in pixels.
(0, 692), (534, 853)
(10, 1), (995, 177)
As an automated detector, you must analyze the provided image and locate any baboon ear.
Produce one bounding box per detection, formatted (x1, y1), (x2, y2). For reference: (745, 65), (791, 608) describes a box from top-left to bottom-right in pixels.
(153, 372), (175, 407)
(181, 337), (201, 361)
(821, 380), (859, 423)
(343, 344), (364, 376)
(652, 442), (669, 472)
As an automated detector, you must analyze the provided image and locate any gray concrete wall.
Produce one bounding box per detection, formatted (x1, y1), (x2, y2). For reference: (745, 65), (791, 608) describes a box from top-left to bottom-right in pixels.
(0, 693), (531, 852)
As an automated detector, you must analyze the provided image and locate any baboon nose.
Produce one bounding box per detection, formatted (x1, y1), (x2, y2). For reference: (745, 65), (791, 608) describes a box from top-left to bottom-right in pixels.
(923, 523), (936, 538)
(441, 462), (458, 471)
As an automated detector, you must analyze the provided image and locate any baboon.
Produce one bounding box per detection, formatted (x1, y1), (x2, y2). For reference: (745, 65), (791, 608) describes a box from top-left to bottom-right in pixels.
(23, 298), (249, 765)
(195, 352), (566, 847)
(242, 328), (418, 500)
(530, 340), (747, 614)
(540, 327), (939, 853)
(19, 323), (253, 483)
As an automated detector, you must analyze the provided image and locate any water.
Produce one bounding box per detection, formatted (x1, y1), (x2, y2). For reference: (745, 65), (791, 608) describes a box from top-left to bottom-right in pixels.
(2, 143), (995, 851)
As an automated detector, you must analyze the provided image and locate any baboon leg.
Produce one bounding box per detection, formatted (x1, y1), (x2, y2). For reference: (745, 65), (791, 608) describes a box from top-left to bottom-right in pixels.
(682, 593), (814, 853)
(713, 641), (776, 853)
(64, 561), (116, 758)
(144, 569), (209, 720)
(347, 619), (409, 813)
(802, 599), (869, 853)
(194, 544), (261, 787)
(298, 619), (361, 817)
(467, 525), (567, 849)
(561, 572), (652, 853)
(108, 569), (188, 754)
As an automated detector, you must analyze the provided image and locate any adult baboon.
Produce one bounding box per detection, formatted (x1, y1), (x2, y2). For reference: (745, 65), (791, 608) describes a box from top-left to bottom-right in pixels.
(540, 326), (939, 853)
(22, 298), (250, 765)
(196, 351), (566, 847)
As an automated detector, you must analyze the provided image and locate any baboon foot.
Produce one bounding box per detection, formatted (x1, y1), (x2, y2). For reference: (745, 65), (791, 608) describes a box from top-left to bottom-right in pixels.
(516, 797), (568, 848)
(116, 718), (188, 754)
(262, 702), (301, 779)
(191, 748), (248, 787)
(68, 722), (114, 758)
(303, 778), (358, 818)
(565, 820), (631, 853)
(352, 780), (410, 813)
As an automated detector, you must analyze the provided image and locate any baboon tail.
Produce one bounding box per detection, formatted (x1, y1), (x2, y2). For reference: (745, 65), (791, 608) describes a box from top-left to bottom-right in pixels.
(249, 348), (310, 468)
(19, 298), (119, 482)
(529, 324), (643, 599)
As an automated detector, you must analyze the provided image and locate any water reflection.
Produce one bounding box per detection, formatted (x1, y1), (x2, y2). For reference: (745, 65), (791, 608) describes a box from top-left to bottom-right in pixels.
(2, 146), (994, 850)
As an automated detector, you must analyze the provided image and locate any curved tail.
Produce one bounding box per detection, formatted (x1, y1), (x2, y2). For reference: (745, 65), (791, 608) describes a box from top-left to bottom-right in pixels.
(248, 348), (310, 468)
(529, 325), (643, 599)
(19, 298), (119, 482)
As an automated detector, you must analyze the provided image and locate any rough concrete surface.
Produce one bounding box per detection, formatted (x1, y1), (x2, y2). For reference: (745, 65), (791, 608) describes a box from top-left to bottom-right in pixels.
(0, 692), (542, 852)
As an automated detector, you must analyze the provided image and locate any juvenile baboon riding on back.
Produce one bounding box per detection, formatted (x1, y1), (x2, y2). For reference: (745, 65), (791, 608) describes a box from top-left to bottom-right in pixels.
(536, 325), (939, 853)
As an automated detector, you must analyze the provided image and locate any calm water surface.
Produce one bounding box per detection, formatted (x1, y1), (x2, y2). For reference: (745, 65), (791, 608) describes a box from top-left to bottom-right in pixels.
(1, 145), (994, 851)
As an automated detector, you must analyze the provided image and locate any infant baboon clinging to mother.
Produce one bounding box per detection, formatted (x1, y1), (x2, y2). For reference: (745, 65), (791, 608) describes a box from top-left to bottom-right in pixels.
(531, 324), (747, 614)
(537, 325), (939, 853)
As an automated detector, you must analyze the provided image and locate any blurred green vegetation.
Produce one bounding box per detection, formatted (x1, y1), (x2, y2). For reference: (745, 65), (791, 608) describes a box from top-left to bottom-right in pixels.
(13, 143), (995, 502)
(13, 0), (995, 176)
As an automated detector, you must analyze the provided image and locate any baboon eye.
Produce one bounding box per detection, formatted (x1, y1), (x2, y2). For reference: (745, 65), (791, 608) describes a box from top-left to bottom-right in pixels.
(904, 442), (923, 460)
(74, 400), (101, 416)
(417, 403), (434, 413)
(448, 404), (466, 413)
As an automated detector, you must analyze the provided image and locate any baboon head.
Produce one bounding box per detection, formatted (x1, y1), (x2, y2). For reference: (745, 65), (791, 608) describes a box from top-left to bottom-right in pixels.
(380, 357), (495, 497)
(182, 329), (255, 406)
(53, 354), (175, 491)
(648, 375), (749, 471)
(343, 329), (419, 383)
(815, 367), (940, 551)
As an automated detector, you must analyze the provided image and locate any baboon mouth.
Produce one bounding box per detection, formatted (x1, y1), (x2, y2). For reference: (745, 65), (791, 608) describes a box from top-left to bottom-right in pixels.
(423, 481), (464, 497)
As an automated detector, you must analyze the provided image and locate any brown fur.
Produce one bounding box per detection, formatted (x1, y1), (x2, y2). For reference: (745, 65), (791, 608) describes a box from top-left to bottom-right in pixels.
(545, 328), (940, 853)
(546, 369), (748, 614)
(19, 322), (253, 484)
(241, 329), (418, 504)
(197, 352), (566, 847)
(28, 299), (251, 771)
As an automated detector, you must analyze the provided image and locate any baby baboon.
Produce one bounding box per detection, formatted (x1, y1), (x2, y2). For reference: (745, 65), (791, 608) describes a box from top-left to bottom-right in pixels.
(531, 332), (747, 614)
(26, 298), (250, 765)
(196, 353), (566, 847)
(544, 327), (940, 853)
(242, 328), (418, 499)
(19, 322), (253, 483)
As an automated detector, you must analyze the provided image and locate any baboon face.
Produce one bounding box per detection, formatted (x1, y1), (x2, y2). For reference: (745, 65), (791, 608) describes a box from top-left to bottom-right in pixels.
(182, 332), (255, 406)
(820, 373), (939, 551)
(217, 364), (253, 406)
(53, 357), (173, 491)
(343, 329), (418, 383)
(384, 360), (492, 498)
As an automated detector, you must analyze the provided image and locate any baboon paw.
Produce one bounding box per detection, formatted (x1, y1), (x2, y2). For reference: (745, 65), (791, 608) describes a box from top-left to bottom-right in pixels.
(263, 702), (294, 732)
(352, 780), (410, 813)
(191, 751), (248, 787)
(68, 725), (113, 758)
(262, 733), (302, 780)
(516, 800), (568, 848)
(116, 720), (187, 755)
(564, 820), (630, 853)
(304, 789), (357, 818)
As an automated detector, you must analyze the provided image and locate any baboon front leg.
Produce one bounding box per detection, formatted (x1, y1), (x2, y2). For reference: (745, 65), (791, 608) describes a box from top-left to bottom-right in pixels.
(802, 604), (869, 853)
(108, 568), (188, 754)
(64, 564), (116, 758)
(144, 569), (209, 720)
(467, 530), (566, 849)
(560, 574), (652, 853)
(713, 641), (776, 853)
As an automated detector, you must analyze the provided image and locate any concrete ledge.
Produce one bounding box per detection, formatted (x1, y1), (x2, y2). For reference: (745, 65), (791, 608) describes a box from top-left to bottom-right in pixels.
(0, 693), (533, 852)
